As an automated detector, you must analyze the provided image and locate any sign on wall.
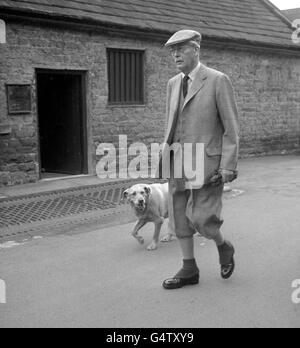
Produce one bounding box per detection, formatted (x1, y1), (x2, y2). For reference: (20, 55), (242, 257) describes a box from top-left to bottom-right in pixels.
(0, 19), (6, 44)
(6, 85), (32, 114)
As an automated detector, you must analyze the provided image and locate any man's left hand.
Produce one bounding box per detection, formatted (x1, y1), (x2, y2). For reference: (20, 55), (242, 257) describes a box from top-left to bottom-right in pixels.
(210, 169), (238, 186)
(219, 169), (237, 184)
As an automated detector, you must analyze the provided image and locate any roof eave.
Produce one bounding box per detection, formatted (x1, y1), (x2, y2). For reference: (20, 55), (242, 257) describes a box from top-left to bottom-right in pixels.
(1, 6), (300, 55)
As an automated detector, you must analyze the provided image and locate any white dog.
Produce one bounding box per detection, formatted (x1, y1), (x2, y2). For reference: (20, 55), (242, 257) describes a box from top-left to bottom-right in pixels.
(122, 183), (175, 250)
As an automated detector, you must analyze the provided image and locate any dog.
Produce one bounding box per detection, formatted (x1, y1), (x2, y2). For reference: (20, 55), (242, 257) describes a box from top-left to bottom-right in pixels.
(122, 183), (175, 250)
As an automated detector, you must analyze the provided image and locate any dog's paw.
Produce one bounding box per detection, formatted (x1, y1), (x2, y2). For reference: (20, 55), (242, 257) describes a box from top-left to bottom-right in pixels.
(161, 234), (175, 243)
(147, 242), (158, 251)
(132, 233), (145, 245)
(136, 236), (145, 245)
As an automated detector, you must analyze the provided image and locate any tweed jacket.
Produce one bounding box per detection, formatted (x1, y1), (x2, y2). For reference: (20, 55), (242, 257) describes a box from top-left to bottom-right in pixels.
(158, 64), (239, 186)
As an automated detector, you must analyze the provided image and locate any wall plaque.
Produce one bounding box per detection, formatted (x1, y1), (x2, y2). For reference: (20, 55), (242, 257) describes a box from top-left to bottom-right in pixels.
(6, 84), (32, 114)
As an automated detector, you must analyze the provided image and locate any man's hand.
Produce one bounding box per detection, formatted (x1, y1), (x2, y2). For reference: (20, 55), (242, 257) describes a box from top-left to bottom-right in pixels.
(220, 169), (237, 184)
(210, 169), (238, 186)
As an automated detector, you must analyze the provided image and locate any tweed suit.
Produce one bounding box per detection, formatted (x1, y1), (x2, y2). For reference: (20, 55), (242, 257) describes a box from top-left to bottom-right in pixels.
(160, 64), (239, 239)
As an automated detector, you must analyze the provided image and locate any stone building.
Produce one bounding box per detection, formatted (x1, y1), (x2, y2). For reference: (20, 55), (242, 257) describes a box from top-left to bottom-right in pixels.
(0, 0), (299, 186)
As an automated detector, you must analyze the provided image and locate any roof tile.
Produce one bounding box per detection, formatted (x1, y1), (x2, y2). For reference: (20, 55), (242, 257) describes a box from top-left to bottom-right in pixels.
(0, 0), (298, 48)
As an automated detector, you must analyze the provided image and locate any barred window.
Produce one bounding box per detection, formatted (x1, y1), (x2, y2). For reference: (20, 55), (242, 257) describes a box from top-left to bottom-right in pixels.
(107, 49), (145, 105)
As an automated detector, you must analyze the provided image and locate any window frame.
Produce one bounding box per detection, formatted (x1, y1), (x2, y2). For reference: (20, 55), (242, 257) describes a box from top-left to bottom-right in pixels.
(107, 48), (146, 106)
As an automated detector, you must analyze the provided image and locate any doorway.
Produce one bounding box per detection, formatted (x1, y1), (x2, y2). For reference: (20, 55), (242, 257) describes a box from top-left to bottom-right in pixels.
(36, 70), (87, 177)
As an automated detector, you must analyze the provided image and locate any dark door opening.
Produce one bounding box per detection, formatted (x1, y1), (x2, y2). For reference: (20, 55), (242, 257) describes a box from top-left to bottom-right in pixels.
(37, 71), (87, 177)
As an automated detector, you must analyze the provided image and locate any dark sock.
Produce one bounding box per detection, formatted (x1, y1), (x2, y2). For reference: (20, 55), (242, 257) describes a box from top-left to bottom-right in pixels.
(218, 240), (232, 252)
(175, 259), (199, 279)
(218, 241), (227, 251)
(218, 240), (234, 265)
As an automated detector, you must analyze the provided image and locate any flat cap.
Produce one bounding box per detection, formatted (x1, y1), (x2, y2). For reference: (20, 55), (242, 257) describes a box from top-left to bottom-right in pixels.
(165, 29), (202, 47)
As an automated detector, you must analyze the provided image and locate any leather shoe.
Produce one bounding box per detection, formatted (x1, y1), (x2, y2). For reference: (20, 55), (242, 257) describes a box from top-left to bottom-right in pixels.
(218, 240), (235, 280)
(221, 257), (235, 279)
(162, 274), (199, 290)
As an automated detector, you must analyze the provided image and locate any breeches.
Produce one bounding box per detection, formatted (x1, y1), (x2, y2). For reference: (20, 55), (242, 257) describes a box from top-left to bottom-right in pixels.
(169, 181), (224, 239)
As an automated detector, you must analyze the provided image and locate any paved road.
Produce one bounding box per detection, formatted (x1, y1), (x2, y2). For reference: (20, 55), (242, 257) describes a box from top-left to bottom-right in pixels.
(0, 156), (299, 328)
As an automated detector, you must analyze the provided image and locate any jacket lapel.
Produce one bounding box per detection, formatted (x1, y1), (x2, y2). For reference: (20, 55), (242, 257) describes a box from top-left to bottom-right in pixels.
(164, 75), (182, 144)
(182, 64), (208, 110)
(164, 65), (208, 144)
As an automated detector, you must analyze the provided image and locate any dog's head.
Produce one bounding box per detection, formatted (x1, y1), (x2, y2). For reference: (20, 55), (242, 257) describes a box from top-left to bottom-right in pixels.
(122, 184), (152, 213)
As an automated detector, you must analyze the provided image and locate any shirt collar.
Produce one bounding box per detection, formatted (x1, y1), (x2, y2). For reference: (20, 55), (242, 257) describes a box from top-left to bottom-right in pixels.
(182, 62), (201, 82)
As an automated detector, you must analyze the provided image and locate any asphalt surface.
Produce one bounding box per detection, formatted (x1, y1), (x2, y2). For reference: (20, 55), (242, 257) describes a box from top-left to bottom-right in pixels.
(0, 155), (299, 328)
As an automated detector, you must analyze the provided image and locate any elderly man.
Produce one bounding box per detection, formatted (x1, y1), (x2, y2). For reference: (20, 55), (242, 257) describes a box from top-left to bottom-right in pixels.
(160, 30), (239, 290)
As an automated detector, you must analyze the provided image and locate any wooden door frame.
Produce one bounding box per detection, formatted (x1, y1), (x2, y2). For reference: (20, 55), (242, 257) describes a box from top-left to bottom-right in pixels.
(35, 69), (88, 177)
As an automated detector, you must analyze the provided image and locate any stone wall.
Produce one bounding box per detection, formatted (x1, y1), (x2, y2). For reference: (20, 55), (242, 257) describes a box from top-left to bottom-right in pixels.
(0, 18), (299, 186)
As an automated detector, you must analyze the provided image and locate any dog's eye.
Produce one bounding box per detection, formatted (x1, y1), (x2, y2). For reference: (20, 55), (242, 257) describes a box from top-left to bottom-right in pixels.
(140, 191), (144, 195)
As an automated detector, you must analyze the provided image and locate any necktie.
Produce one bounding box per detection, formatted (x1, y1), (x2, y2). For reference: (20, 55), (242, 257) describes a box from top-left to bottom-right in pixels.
(183, 75), (189, 98)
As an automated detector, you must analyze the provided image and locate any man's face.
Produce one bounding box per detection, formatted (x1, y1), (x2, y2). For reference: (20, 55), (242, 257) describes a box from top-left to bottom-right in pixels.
(169, 42), (199, 74)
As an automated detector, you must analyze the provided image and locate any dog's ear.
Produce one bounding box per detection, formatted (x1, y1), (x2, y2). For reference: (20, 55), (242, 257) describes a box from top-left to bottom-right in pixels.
(121, 189), (130, 201)
(144, 186), (152, 196)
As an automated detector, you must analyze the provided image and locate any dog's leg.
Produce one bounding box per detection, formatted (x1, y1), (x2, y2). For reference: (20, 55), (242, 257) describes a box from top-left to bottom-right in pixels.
(147, 218), (164, 251)
(132, 220), (147, 245)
